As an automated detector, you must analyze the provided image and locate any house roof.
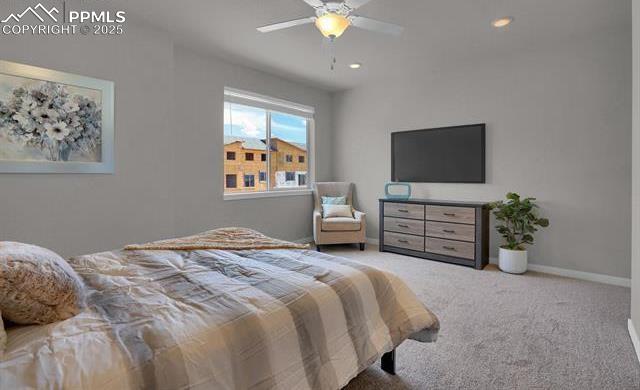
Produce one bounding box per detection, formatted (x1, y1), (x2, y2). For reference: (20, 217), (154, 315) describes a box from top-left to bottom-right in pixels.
(224, 136), (306, 152)
(224, 136), (267, 150)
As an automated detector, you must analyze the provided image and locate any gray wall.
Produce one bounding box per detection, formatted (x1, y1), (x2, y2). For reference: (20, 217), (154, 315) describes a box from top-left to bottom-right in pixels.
(0, 24), (175, 258)
(332, 27), (632, 279)
(632, 0), (640, 340)
(0, 23), (332, 258)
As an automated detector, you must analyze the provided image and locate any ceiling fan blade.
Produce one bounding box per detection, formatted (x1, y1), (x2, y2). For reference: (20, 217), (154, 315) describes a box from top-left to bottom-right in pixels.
(350, 16), (404, 36)
(345, 0), (373, 9)
(301, 0), (325, 8)
(257, 17), (315, 33)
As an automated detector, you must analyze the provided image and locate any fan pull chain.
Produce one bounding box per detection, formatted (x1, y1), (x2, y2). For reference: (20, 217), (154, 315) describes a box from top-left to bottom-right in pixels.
(329, 36), (336, 71)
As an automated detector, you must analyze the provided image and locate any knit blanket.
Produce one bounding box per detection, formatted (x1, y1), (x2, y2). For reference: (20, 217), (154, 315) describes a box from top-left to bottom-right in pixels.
(124, 227), (309, 251)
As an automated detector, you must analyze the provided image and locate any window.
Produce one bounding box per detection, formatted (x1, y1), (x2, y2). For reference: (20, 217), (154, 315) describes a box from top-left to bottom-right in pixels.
(226, 174), (237, 188)
(224, 88), (313, 198)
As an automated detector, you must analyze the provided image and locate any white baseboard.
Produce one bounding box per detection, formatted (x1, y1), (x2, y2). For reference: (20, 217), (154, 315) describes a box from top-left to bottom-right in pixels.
(487, 257), (630, 287)
(366, 237), (379, 245)
(629, 319), (640, 365)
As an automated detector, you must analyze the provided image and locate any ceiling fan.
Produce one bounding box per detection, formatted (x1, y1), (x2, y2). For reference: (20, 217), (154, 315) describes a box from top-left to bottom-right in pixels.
(257, 0), (404, 40)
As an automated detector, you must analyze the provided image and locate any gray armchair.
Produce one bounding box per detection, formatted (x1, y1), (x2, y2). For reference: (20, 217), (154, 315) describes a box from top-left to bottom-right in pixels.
(313, 182), (366, 251)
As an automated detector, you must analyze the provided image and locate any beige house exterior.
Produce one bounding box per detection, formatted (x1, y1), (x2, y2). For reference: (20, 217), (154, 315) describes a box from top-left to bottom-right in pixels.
(224, 136), (307, 193)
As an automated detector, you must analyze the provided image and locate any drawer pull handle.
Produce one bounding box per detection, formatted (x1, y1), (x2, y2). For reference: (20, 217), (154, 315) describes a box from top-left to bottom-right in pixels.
(443, 229), (456, 233)
(397, 224), (409, 228)
(442, 246), (456, 251)
(398, 209), (409, 213)
(398, 239), (409, 243)
(443, 213), (457, 217)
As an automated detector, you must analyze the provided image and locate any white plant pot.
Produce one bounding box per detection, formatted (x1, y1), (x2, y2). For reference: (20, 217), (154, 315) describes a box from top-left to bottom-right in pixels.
(498, 247), (528, 274)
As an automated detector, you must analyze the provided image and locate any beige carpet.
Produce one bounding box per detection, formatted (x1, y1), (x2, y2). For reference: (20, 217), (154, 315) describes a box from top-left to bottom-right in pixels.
(321, 245), (640, 390)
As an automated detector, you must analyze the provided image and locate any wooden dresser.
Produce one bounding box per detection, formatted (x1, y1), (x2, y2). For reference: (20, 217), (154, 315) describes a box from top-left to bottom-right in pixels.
(379, 199), (490, 269)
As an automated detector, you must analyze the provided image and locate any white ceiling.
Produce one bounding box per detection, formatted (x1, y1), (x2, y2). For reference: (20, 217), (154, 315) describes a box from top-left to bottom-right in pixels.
(117, 0), (630, 91)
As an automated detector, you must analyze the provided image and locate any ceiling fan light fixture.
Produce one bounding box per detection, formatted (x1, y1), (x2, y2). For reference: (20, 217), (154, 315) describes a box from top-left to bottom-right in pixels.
(315, 13), (351, 38)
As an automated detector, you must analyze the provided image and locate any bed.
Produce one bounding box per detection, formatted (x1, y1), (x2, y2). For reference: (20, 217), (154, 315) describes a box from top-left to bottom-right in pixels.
(0, 229), (439, 390)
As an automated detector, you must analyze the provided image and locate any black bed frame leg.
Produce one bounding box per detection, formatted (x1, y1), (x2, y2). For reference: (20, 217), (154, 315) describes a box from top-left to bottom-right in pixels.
(381, 349), (396, 375)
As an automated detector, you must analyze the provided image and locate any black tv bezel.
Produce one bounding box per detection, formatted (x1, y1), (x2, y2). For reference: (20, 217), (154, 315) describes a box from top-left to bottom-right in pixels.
(391, 123), (486, 184)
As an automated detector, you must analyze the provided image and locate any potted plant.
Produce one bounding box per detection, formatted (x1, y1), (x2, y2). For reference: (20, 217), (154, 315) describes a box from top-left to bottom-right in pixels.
(488, 193), (549, 274)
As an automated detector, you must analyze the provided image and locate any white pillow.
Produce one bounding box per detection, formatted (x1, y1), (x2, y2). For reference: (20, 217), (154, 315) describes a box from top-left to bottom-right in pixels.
(323, 204), (353, 218)
(0, 310), (6, 354)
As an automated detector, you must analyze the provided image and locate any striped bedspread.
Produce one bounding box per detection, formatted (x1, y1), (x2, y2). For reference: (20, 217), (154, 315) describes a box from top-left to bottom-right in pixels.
(0, 248), (439, 390)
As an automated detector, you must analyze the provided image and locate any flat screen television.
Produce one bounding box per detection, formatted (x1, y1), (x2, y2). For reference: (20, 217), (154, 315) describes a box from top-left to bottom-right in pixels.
(391, 124), (485, 183)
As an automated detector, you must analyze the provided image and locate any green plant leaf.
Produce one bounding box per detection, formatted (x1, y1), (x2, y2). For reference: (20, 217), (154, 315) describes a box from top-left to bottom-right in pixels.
(537, 218), (549, 227)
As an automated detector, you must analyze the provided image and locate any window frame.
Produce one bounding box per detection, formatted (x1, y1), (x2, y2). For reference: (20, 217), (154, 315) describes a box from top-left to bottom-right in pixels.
(226, 151), (236, 160)
(224, 87), (315, 201)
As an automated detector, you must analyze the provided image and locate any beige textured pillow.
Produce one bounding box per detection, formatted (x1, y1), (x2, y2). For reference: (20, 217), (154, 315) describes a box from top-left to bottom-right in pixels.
(323, 204), (354, 218)
(0, 242), (86, 325)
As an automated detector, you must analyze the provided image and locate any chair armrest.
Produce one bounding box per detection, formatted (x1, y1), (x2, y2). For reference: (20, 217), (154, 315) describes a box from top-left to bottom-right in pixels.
(353, 210), (366, 222)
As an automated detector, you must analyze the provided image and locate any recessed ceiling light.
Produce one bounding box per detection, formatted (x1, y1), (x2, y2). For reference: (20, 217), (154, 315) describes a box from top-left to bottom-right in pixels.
(492, 17), (514, 28)
(349, 63), (362, 69)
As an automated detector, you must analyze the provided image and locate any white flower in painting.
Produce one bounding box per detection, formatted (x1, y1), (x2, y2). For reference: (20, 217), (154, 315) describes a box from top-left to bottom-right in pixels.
(33, 108), (59, 124)
(44, 121), (70, 141)
(12, 112), (29, 127)
(70, 117), (81, 128)
(25, 95), (38, 106)
(62, 101), (80, 113)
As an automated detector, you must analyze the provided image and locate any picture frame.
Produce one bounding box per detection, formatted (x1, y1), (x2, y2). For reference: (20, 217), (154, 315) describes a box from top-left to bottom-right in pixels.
(0, 60), (114, 173)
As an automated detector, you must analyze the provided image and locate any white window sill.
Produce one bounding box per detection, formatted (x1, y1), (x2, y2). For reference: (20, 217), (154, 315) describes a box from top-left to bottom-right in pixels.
(224, 189), (312, 201)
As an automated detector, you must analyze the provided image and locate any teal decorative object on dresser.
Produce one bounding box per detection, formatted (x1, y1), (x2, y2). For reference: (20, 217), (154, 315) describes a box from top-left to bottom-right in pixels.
(385, 182), (412, 200)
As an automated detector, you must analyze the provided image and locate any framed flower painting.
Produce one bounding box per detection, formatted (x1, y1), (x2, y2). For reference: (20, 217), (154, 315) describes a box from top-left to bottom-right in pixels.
(0, 60), (114, 173)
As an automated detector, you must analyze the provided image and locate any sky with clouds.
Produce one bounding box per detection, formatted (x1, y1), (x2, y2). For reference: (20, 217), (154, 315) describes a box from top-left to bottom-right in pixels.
(224, 102), (307, 144)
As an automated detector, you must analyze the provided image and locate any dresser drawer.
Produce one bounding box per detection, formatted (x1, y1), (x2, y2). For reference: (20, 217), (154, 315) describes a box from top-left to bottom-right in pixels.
(426, 221), (475, 242)
(384, 231), (424, 252)
(425, 237), (475, 260)
(426, 205), (475, 224)
(384, 217), (424, 236)
(384, 203), (425, 220)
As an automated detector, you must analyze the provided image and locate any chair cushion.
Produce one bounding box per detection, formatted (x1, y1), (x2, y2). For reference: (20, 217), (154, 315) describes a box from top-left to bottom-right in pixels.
(322, 217), (361, 232)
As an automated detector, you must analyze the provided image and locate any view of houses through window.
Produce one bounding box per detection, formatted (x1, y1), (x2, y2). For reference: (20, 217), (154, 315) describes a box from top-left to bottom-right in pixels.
(223, 96), (310, 194)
